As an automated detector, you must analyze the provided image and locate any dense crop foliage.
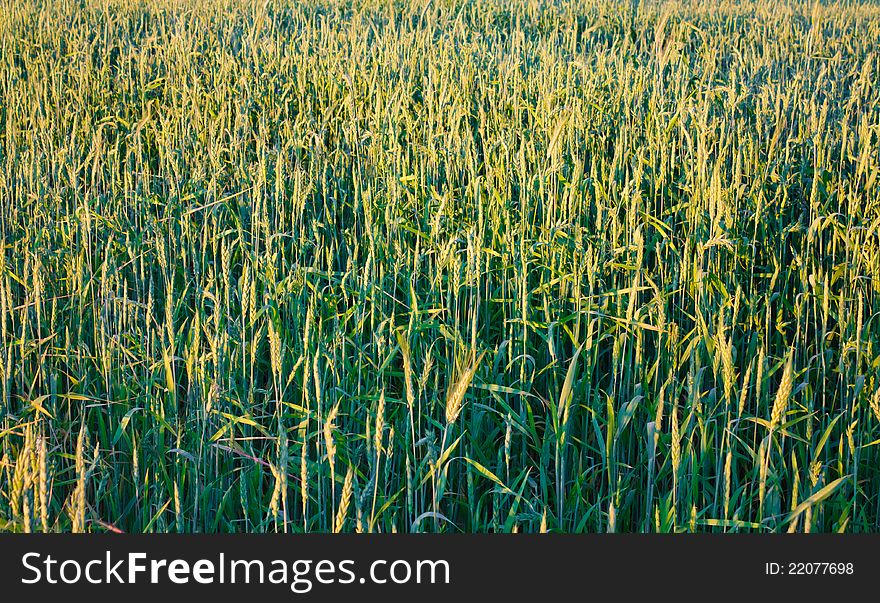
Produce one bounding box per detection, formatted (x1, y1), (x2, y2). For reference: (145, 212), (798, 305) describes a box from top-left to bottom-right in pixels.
(1, 0), (879, 533)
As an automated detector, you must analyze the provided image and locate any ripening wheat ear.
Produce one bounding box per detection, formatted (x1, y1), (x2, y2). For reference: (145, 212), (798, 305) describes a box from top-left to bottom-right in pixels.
(298, 418), (308, 531)
(717, 319), (735, 406)
(70, 424), (87, 533)
(268, 319), (283, 383)
(374, 392), (386, 457)
(10, 430), (33, 532)
(670, 401), (680, 479)
(324, 402), (339, 507)
(770, 354), (794, 432)
(445, 352), (485, 425)
(323, 403), (339, 465)
(37, 433), (50, 532)
(395, 330), (416, 411)
(334, 465), (354, 533)
(737, 361), (753, 418)
(869, 386), (880, 423)
(670, 398), (680, 528)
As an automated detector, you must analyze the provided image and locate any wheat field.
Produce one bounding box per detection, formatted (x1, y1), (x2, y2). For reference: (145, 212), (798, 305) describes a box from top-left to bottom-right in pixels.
(0, 0), (879, 533)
